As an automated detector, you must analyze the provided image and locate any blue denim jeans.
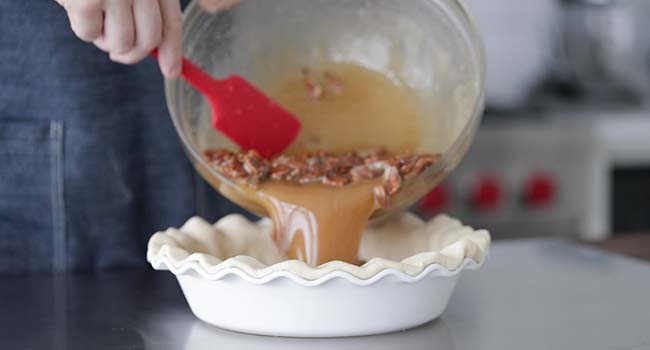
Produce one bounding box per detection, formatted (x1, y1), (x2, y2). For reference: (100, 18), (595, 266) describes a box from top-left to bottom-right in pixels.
(0, 1), (244, 274)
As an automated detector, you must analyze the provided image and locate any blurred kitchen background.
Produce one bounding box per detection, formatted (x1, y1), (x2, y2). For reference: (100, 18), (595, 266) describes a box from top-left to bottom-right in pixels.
(415, 0), (650, 241)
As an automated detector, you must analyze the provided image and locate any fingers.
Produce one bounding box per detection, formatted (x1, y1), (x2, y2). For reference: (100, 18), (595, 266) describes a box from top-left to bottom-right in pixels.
(94, 0), (135, 54)
(62, 0), (182, 74)
(158, 0), (183, 78)
(109, 0), (162, 65)
(198, 0), (241, 13)
(66, 0), (104, 42)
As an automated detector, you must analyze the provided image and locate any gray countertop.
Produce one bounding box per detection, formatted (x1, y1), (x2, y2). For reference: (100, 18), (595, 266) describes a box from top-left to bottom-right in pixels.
(2, 239), (650, 350)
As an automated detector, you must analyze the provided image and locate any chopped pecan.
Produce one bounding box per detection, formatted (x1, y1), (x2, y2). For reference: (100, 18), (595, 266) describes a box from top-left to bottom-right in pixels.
(204, 148), (439, 202)
(324, 72), (343, 94)
(384, 167), (402, 196)
(373, 185), (389, 208)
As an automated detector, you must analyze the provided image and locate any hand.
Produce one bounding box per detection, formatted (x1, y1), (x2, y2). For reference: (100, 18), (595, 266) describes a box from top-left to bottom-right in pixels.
(56, 0), (241, 79)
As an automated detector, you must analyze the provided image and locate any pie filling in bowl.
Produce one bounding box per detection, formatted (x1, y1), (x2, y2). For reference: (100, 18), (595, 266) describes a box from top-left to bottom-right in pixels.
(147, 213), (490, 337)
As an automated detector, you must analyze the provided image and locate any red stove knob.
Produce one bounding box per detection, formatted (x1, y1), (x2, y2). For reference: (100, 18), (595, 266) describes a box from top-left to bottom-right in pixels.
(420, 186), (449, 213)
(523, 173), (556, 208)
(471, 175), (501, 211)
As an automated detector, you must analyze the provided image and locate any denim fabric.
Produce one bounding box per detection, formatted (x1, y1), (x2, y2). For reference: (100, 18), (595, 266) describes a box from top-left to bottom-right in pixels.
(0, 1), (245, 274)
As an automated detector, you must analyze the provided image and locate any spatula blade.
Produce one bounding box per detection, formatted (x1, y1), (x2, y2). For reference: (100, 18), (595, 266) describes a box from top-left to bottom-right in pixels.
(209, 75), (301, 159)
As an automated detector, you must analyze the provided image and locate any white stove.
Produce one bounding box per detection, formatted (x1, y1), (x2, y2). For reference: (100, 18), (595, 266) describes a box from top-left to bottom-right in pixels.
(418, 110), (650, 240)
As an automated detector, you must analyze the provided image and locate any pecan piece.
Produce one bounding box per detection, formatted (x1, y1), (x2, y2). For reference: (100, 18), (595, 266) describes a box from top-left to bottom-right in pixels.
(324, 72), (343, 94)
(270, 164), (292, 181)
(384, 166), (402, 196)
(373, 185), (390, 208)
(303, 70), (324, 100)
(324, 174), (350, 187)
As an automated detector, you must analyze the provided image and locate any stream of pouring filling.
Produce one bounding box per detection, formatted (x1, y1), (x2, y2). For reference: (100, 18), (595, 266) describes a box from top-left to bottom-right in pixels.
(257, 180), (383, 265)
(242, 63), (422, 265)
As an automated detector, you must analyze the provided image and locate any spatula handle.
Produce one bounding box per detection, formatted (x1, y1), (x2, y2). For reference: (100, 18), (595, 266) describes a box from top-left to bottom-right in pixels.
(151, 49), (217, 96)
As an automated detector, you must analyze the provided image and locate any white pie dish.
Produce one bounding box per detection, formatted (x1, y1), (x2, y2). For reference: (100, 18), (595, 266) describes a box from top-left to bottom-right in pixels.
(147, 213), (490, 337)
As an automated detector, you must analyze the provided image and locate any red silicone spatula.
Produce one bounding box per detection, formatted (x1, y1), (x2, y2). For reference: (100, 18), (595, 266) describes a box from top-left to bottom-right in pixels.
(152, 50), (301, 159)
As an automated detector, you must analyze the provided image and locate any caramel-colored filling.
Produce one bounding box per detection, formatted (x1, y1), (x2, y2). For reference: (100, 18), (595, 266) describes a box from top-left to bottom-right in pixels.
(264, 62), (421, 155)
(207, 63), (427, 265)
(257, 180), (381, 265)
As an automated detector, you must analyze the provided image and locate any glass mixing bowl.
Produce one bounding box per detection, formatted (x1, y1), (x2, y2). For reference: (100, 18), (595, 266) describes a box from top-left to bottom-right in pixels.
(165, 0), (485, 220)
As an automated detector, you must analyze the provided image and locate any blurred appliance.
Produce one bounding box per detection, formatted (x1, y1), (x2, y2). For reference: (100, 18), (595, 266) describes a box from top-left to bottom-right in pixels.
(419, 110), (650, 240)
(558, 0), (650, 104)
(463, 0), (561, 110)
(594, 112), (650, 235)
(429, 0), (650, 239)
(464, 0), (650, 110)
(420, 116), (603, 240)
